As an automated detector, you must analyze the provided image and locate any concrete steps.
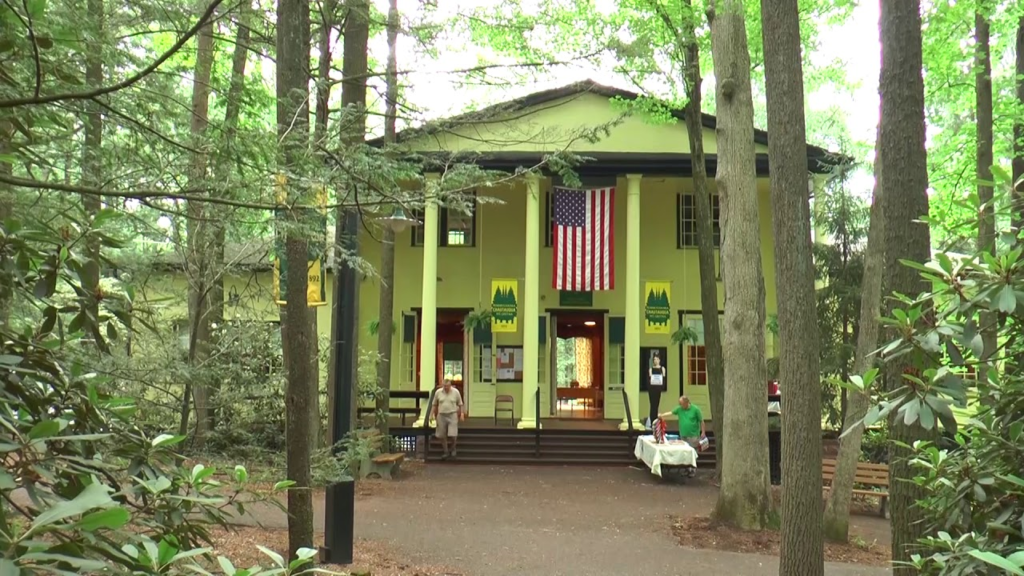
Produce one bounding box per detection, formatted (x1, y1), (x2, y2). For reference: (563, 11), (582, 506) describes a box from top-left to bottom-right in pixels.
(391, 427), (720, 467)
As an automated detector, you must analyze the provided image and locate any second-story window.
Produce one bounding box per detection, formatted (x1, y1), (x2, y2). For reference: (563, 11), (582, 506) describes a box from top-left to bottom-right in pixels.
(444, 207), (473, 246)
(412, 192), (477, 247)
(677, 193), (721, 248)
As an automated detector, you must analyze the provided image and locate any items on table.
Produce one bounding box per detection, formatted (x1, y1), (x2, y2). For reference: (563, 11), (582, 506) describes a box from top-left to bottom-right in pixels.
(653, 417), (667, 443)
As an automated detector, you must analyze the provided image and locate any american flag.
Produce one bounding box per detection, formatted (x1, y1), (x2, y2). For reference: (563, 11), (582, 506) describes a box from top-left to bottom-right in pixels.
(552, 187), (615, 291)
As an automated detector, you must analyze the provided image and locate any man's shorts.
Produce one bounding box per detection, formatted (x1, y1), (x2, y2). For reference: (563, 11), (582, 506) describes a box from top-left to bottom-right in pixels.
(435, 412), (459, 439)
(682, 436), (700, 450)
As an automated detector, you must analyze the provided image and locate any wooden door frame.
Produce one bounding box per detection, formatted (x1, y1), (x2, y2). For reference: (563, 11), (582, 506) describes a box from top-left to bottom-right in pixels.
(413, 307), (474, 394)
(549, 310), (607, 420)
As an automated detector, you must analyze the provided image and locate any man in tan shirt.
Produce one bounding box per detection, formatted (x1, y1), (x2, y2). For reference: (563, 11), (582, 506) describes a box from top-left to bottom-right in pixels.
(432, 379), (464, 459)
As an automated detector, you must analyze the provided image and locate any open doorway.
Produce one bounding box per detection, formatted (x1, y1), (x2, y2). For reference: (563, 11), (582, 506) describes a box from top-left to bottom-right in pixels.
(552, 312), (604, 419)
(416, 309), (470, 404)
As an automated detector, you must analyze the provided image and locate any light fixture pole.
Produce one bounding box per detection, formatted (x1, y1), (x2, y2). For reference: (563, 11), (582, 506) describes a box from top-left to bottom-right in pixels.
(322, 205), (417, 565)
(323, 206), (357, 565)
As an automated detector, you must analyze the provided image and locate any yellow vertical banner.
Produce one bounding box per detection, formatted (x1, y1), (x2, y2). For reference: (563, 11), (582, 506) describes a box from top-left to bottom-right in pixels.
(273, 258), (326, 306)
(644, 281), (671, 334)
(272, 176), (328, 307)
(490, 279), (519, 333)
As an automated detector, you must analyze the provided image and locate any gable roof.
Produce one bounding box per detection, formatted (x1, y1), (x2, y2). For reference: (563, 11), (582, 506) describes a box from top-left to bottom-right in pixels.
(368, 80), (847, 166)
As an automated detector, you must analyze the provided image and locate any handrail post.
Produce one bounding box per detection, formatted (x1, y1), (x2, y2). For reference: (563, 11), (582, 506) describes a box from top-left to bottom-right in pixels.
(534, 388), (541, 458)
(422, 388), (436, 460)
(621, 388), (635, 444)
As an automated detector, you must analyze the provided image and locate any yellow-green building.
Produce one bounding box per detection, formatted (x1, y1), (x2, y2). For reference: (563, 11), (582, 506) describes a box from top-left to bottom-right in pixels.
(153, 81), (840, 430)
(353, 81), (839, 430)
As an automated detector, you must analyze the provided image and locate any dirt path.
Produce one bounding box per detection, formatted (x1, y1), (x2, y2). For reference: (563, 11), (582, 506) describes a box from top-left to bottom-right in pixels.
(240, 464), (892, 576)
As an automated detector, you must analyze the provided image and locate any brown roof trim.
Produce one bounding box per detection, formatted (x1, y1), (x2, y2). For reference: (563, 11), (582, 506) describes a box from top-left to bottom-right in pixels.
(412, 151), (836, 176)
(367, 80), (851, 167)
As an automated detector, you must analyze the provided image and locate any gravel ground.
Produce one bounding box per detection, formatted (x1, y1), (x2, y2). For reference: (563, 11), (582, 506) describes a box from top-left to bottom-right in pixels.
(239, 464), (892, 576)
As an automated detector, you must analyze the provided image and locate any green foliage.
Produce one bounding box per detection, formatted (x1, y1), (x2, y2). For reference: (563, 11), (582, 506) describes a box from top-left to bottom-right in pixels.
(121, 318), (296, 460)
(814, 175), (870, 428)
(463, 308), (492, 332)
(844, 171), (1024, 574)
(0, 217), (328, 575)
(555, 336), (577, 383)
(921, 1), (1023, 250)
(368, 318), (398, 336)
(670, 325), (699, 346)
(458, 0), (857, 148)
(310, 443), (351, 486)
(858, 426), (888, 464)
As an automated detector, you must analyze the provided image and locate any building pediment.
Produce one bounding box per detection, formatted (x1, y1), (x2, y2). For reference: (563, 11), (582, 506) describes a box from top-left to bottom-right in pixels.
(368, 80), (846, 174)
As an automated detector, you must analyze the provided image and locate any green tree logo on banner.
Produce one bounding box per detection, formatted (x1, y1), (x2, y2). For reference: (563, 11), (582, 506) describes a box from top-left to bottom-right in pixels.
(645, 287), (670, 326)
(492, 285), (518, 325)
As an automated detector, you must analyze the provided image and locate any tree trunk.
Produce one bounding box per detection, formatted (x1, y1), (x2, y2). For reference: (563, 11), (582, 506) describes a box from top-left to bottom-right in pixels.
(0, 120), (12, 328)
(760, 0), (823, 571)
(679, 0), (726, 478)
(327, 0), (369, 444)
(183, 4), (216, 446)
(204, 1), (252, 435)
(976, 9), (996, 364)
(1012, 17), (1024, 228)
(276, 0), (314, 557)
(823, 125), (885, 543)
(707, 0), (772, 530)
(81, 0), (108, 355)
(878, 1), (933, 571)
(374, 0), (400, 439)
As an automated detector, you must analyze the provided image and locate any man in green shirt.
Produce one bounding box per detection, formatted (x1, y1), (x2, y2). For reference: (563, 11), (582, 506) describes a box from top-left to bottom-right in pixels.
(659, 395), (706, 476)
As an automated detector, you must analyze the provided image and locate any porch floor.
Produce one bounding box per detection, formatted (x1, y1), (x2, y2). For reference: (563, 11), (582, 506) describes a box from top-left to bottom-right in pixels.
(460, 417), (622, 431)
(369, 414), (718, 433)
(371, 415), (623, 431)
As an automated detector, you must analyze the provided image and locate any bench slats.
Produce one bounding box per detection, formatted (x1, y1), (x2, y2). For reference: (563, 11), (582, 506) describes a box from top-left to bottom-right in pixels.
(822, 459), (888, 471)
(821, 459), (889, 493)
(821, 460), (890, 518)
(372, 453), (405, 464)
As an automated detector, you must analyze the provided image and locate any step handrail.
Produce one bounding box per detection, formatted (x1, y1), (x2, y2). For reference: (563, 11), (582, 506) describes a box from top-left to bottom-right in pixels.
(422, 387), (437, 459)
(534, 388), (541, 457)
(621, 387), (636, 443)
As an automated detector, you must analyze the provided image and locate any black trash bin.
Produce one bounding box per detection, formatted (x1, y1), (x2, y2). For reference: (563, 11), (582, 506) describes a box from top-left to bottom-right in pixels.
(768, 429), (782, 485)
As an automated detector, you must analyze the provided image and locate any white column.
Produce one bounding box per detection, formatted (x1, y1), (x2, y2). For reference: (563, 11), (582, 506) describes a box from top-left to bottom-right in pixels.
(621, 173), (643, 430)
(518, 174), (541, 429)
(414, 173), (440, 427)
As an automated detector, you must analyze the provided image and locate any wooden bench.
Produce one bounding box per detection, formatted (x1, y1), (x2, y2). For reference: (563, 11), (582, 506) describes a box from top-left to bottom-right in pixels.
(361, 452), (405, 480)
(354, 429), (404, 480)
(822, 458), (889, 518)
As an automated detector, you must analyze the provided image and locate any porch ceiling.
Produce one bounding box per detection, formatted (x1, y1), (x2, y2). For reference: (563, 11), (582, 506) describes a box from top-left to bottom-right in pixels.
(413, 150), (838, 176)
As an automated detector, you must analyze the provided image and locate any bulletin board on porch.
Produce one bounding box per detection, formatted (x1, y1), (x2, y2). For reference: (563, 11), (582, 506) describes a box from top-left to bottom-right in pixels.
(480, 345), (524, 382)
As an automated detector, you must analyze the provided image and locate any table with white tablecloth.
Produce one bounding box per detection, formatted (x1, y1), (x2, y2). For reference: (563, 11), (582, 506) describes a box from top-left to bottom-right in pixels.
(634, 435), (698, 477)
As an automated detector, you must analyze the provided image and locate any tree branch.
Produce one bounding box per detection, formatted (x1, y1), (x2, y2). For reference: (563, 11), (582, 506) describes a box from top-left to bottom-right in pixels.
(325, 50), (606, 87)
(0, 171), (405, 211)
(0, 0), (225, 108)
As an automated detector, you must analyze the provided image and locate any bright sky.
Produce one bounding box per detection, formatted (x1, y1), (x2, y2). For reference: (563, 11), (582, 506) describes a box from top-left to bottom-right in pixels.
(363, 0), (882, 195)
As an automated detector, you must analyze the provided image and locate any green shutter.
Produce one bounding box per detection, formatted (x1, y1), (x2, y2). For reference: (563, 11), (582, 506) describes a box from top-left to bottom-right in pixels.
(473, 323), (491, 345)
(609, 316), (625, 344)
(438, 208), (449, 247)
(402, 314), (416, 343)
(539, 317), (547, 344)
